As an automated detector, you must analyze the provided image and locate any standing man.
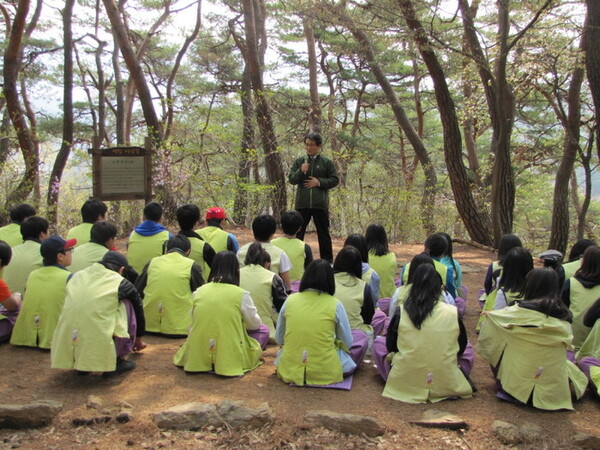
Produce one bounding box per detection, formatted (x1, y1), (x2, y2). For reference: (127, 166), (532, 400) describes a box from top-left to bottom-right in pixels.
(288, 133), (339, 263)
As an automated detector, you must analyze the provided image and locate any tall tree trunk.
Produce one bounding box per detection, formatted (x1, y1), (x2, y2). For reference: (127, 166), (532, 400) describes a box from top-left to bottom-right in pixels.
(398, 0), (492, 245)
(303, 13), (321, 133)
(241, 0), (286, 218)
(3, 0), (39, 208)
(46, 0), (75, 226)
(548, 18), (587, 253)
(587, 0), (600, 152)
(330, 5), (436, 234)
(103, 0), (162, 148)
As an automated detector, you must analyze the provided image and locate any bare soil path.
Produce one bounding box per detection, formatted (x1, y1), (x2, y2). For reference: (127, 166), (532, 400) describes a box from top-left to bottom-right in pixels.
(0, 228), (598, 449)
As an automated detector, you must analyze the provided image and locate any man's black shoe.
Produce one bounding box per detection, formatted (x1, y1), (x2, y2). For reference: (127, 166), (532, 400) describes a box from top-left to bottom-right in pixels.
(103, 358), (136, 377)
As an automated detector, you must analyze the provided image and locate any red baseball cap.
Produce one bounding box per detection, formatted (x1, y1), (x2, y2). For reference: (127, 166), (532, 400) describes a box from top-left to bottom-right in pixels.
(206, 207), (226, 220)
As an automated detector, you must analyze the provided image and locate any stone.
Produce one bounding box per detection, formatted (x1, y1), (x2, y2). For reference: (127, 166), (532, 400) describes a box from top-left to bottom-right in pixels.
(491, 420), (522, 445)
(519, 422), (543, 444)
(0, 400), (63, 429)
(573, 432), (600, 449)
(216, 401), (274, 428)
(408, 409), (468, 430)
(305, 410), (385, 437)
(116, 412), (132, 424)
(86, 395), (103, 410)
(152, 403), (220, 430)
(72, 416), (111, 427)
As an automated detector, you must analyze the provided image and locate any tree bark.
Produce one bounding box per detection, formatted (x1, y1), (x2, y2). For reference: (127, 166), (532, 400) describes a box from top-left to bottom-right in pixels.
(102, 0), (162, 147)
(241, 0), (286, 219)
(46, 0), (75, 225)
(3, 0), (39, 208)
(398, 0), (492, 245)
(587, 0), (600, 152)
(303, 13), (322, 133)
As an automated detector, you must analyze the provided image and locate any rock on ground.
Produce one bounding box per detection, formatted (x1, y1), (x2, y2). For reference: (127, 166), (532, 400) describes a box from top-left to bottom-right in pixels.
(491, 420), (544, 445)
(304, 410), (386, 437)
(0, 400), (63, 429)
(408, 409), (468, 430)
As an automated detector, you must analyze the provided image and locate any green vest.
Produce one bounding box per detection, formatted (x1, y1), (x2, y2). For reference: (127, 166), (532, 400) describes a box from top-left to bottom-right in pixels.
(577, 320), (600, 360)
(127, 230), (170, 274)
(383, 302), (472, 403)
(143, 252), (195, 335)
(240, 264), (277, 337)
(402, 260), (448, 286)
(477, 287), (520, 332)
(10, 266), (70, 348)
(562, 259), (581, 280)
(238, 242), (284, 276)
(197, 226), (229, 253)
(4, 241), (43, 294)
(591, 366), (600, 396)
(478, 305), (588, 410)
(173, 282), (262, 376)
(368, 252), (397, 299)
(69, 242), (109, 273)
(277, 291), (342, 386)
(362, 266), (375, 286)
(0, 223), (23, 247)
(51, 263), (128, 372)
(334, 272), (372, 334)
(271, 237), (305, 282)
(66, 223), (93, 247)
(569, 279), (600, 349)
(187, 236), (209, 281)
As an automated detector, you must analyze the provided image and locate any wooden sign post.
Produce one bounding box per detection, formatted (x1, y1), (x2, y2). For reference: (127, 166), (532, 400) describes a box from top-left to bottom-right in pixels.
(90, 137), (153, 202)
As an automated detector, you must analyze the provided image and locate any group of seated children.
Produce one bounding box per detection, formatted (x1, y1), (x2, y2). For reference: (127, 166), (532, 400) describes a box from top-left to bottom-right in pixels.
(0, 200), (598, 409)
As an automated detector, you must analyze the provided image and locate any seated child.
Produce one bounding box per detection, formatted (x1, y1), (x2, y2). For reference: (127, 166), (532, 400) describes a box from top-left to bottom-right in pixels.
(344, 233), (380, 301)
(0, 204), (36, 247)
(11, 236), (75, 348)
(0, 241), (22, 342)
(135, 235), (204, 337)
(197, 207), (239, 253)
(127, 201), (172, 274)
(271, 210), (313, 283)
(69, 221), (117, 273)
(238, 214), (292, 291)
(176, 204), (215, 280)
(173, 251), (269, 376)
(4, 216), (49, 294)
(66, 198), (107, 247)
(51, 252), (147, 376)
(366, 224), (398, 299)
(240, 242), (287, 339)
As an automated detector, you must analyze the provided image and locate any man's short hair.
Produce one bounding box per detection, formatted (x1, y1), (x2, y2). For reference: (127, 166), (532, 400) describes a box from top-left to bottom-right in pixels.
(424, 233), (448, 258)
(304, 132), (322, 147)
(177, 204), (200, 231)
(81, 198), (108, 223)
(20, 216), (49, 240)
(280, 210), (303, 236)
(252, 214), (277, 241)
(166, 234), (191, 253)
(9, 204), (36, 224)
(90, 221), (118, 245)
(143, 202), (163, 222)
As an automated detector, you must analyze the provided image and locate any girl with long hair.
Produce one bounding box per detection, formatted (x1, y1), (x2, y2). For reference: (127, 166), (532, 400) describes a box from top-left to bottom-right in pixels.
(173, 251), (269, 376)
(365, 224), (398, 299)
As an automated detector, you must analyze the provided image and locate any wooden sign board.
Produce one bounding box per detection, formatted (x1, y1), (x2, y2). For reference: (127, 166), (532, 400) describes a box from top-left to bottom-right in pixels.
(90, 146), (152, 201)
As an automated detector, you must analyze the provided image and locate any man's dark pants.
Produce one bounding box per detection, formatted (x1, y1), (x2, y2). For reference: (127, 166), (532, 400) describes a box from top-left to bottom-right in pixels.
(296, 208), (333, 263)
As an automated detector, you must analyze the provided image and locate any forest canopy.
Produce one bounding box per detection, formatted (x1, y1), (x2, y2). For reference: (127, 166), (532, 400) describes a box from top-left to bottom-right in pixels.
(0, 0), (597, 253)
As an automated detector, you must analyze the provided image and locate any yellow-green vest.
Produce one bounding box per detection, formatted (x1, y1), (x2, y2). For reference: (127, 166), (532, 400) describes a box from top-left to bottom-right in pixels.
(0, 223), (22, 247)
(10, 266), (70, 349)
(69, 242), (109, 273)
(173, 282), (262, 376)
(187, 236), (209, 281)
(591, 366), (600, 396)
(127, 230), (170, 274)
(577, 319), (600, 360)
(477, 288), (520, 331)
(402, 260), (448, 286)
(197, 226), (229, 253)
(271, 237), (305, 282)
(143, 252), (195, 335)
(51, 263), (128, 372)
(362, 266), (375, 287)
(66, 223), (93, 247)
(238, 242), (284, 276)
(478, 305), (588, 410)
(334, 272), (372, 334)
(368, 252), (397, 299)
(569, 279), (600, 349)
(563, 259), (582, 280)
(383, 302), (472, 403)
(240, 264), (277, 337)
(277, 291), (342, 386)
(4, 240), (43, 294)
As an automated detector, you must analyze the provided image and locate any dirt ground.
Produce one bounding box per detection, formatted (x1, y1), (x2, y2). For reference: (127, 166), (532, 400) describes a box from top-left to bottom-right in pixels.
(0, 228), (598, 449)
